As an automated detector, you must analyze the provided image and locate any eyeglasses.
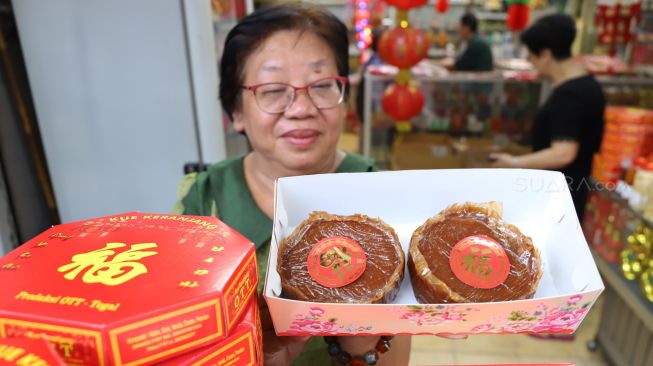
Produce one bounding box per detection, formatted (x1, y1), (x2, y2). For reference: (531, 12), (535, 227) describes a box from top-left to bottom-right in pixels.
(242, 76), (348, 114)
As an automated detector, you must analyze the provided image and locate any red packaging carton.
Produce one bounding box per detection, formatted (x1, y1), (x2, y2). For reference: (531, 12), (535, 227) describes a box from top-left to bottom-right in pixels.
(0, 213), (258, 366)
(0, 337), (65, 366)
(156, 299), (262, 366)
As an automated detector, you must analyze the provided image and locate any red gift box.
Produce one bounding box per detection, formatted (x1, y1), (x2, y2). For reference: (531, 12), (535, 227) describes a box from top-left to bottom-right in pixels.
(156, 299), (262, 366)
(0, 213), (257, 366)
(0, 337), (65, 365)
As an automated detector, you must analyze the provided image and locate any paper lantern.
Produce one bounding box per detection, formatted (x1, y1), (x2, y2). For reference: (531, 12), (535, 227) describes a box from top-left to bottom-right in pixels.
(384, 0), (428, 10)
(378, 26), (430, 69)
(435, 0), (448, 13)
(381, 83), (425, 132)
(507, 3), (529, 31)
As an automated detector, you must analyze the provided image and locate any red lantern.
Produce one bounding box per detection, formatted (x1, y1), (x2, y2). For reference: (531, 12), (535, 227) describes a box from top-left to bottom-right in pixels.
(384, 0), (428, 10)
(378, 26), (430, 69)
(507, 4), (529, 31)
(435, 0), (448, 13)
(381, 83), (424, 131)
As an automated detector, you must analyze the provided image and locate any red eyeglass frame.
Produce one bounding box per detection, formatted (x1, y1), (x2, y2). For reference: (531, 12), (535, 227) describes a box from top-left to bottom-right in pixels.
(242, 76), (348, 97)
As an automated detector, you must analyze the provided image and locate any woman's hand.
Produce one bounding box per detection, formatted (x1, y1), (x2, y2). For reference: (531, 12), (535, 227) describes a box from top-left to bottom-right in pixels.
(263, 333), (310, 366)
(259, 296), (309, 366)
(436, 333), (468, 340)
(489, 153), (518, 168)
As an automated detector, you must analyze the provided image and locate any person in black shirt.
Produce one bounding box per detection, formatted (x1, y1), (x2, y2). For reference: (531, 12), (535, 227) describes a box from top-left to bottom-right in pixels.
(491, 14), (605, 221)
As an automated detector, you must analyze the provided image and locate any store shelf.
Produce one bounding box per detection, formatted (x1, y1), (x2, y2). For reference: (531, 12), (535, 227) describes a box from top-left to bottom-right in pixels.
(590, 179), (653, 365)
(596, 75), (653, 85)
(595, 284), (653, 366)
(590, 178), (653, 230)
(592, 251), (653, 332)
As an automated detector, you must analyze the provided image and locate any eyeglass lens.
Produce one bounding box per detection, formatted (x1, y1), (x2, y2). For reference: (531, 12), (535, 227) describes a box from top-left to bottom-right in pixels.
(255, 78), (344, 113)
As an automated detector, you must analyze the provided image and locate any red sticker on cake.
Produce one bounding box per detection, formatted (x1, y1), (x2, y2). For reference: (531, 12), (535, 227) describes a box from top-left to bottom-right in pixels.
(307, 236), (367, 288)
(449, 235), (510, 289)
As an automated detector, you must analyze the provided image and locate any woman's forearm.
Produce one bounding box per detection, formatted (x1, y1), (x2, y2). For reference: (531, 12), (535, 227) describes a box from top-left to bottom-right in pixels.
(515, 145), (576, 170)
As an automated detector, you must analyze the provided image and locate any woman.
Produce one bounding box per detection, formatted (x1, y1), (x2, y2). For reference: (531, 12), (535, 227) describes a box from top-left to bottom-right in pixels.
(174, 4), (411, 365)
(491, 14), (605, 221)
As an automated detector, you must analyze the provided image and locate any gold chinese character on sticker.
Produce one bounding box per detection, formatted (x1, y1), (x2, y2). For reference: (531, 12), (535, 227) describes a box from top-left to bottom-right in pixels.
(194, 269), (209, 276)
(461, 246), (493, 277)
(211, 246), (224, 253)
(57, 242), (158, 286)
(32, 242), (48, 248)
(204, 257), (214, 264)
(18, 252), (32, 259)
(179, 281), (199, 288)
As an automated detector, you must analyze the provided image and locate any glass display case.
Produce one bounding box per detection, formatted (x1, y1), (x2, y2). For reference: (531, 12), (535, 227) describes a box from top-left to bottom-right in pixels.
(361, 71), (653, 169)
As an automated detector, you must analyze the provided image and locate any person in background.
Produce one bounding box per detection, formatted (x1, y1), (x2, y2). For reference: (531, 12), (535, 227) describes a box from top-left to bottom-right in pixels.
(173, 4), (411, 365)
(454, 13), (493, 72)
(491, 14), (605, 224)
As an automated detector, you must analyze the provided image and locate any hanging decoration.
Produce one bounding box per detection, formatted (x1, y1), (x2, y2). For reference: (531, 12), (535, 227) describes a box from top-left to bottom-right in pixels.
(352, 0), (386, 50)
(506, 0), (530, 31)
(595, 0), (642, 55)
(378, 27), (430, 68)
(381, 84), (425, 121)
(378, 1), (428, 132)
(354, 0), (373, 50)
(384, 0), (428, 10)
(435, 0), (449, 14)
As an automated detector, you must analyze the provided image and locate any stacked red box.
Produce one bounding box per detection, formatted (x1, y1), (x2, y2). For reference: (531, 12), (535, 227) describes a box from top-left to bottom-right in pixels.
(0, 337), (65, 365)
(156, 299), (262, 366)
(593, 107), (653, 184)
(0, 212), (258, 365)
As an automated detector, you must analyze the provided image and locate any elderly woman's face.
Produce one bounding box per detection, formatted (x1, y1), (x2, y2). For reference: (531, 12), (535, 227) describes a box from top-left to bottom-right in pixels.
(232, 30), (344, 172)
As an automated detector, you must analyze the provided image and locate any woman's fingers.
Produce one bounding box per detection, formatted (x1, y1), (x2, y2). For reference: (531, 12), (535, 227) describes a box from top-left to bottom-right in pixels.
(436, 333), (469, 340)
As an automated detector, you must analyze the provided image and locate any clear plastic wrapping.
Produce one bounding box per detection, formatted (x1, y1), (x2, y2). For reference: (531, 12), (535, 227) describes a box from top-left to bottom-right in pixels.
(408, 202), (543, 303)
(277, 211), (405, 304)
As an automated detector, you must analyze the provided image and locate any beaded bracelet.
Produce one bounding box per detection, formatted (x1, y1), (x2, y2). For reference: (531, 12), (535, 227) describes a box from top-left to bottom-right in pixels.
(324, 335), (393, 366)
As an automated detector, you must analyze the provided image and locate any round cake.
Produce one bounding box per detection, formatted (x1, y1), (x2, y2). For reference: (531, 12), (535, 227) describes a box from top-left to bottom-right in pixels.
(408, 202), (542, 303)
(278, 211), (405, 304)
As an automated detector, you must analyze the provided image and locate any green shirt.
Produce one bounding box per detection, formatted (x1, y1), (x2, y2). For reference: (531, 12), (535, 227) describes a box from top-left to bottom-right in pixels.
(174, 153), (378, 366)
(455, 35), (494, 72)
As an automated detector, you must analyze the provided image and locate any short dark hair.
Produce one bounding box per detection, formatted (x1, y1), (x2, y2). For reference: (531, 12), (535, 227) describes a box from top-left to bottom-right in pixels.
(520, 14), (576, 60)
(460, 13), (478, 33)
(219, 3), (349, 120)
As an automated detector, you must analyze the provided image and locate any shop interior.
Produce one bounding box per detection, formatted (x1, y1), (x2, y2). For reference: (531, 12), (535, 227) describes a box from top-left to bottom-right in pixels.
(1, 0), (653, 365)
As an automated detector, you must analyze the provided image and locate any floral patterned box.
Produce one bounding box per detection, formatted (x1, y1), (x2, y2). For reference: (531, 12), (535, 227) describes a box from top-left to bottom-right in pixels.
(264, 169), (604, 335)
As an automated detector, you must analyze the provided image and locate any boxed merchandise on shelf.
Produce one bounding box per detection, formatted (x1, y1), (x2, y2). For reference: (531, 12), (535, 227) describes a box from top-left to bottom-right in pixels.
(583, 180), (653, 304)
(592, 106), (653, 184)
(0, 213), (258, 366)
(582, 190), (634, 264)
(265, 170), (604, 336)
